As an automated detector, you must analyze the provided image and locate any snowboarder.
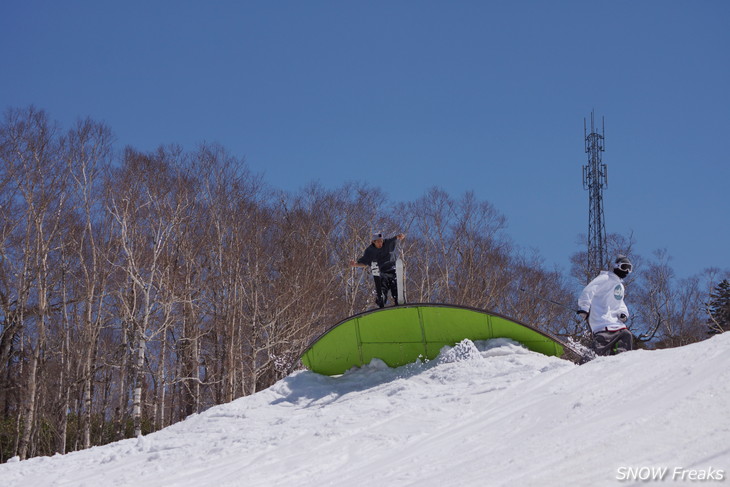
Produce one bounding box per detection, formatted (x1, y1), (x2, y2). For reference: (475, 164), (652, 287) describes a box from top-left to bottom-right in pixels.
(577, 255), (634, 356)
(350, 232), (405, 308)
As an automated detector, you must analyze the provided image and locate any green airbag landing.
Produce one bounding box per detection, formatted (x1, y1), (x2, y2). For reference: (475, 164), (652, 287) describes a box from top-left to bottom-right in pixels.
(300, 303), (572, 376)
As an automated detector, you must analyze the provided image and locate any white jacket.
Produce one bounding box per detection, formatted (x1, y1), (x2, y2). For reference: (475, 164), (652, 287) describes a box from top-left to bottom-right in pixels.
(578, 271), (629, 333)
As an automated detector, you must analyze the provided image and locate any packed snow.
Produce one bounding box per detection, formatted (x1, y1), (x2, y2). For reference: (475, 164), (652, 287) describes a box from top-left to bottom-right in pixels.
(2, 333), (729, 486)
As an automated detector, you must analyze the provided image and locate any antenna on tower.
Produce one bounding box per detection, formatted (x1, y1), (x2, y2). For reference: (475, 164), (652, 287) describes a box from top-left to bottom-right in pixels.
(582, 110), (608, 280)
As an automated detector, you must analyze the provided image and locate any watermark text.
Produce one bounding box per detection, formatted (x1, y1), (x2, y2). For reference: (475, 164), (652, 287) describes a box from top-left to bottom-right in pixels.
(617, 466), (725, 482)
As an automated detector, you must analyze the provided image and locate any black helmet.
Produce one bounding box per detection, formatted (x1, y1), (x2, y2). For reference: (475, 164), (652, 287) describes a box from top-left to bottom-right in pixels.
(613, 255), (633, 274)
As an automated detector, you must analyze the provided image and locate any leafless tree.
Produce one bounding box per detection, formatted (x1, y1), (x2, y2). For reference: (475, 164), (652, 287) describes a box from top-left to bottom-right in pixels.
(62, 118), (115, 450)
(631, 249), (708, 347)
(107, 147), (192, 437)
(0, 107), (68, 459)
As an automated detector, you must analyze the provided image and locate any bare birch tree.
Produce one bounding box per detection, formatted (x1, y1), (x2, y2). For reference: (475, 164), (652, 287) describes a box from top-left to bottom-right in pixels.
(2, 107), (68, 459)
(108, 147), (191, 437)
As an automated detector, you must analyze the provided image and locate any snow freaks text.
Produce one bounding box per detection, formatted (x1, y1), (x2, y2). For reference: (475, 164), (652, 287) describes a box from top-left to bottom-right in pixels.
(616, 466), (725, 482)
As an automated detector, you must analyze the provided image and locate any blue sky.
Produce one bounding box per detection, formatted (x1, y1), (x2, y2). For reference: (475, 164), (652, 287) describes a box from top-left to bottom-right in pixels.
(2, 1), (728, 280)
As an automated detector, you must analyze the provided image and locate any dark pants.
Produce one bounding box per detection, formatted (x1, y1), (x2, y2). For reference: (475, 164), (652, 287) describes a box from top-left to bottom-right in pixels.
(374, 273), (398, 308)
(593, 329), (633, 356)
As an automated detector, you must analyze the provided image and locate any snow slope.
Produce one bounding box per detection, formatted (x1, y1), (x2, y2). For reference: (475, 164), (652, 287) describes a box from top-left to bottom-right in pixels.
(2, 334), (729, 487)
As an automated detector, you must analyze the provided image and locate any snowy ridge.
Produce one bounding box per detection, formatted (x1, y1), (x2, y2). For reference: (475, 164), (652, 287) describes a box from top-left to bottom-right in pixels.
(2, 334), (729, 487)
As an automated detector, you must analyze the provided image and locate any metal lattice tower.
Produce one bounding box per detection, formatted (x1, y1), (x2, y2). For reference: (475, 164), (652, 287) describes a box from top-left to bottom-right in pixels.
(582, 111), (608, 278)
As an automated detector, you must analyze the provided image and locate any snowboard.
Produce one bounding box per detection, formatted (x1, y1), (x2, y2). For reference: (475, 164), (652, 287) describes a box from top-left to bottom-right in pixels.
(396, 258), (405, 304)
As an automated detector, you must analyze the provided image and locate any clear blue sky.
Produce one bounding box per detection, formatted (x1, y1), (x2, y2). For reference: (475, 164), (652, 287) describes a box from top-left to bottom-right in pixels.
(2, 1), (728, 279)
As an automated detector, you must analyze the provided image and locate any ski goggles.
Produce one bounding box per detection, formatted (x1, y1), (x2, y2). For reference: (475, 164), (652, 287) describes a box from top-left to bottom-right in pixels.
(616, 262), (633, 273)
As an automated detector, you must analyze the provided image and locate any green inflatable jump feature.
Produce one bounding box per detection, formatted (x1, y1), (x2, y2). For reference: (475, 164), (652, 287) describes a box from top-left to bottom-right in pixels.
(300, 303), (573, 376)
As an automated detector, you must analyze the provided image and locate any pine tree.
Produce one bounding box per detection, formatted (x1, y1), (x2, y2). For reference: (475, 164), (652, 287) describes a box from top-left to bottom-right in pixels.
(707, 279), (730, 334)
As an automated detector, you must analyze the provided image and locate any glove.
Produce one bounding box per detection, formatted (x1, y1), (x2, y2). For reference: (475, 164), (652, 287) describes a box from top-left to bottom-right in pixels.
(618, 313), (628, 323)
(576, 310), (589, 321)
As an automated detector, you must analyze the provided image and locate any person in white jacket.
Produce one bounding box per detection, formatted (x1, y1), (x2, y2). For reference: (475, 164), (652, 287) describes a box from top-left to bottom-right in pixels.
(577, 255), (634, 355)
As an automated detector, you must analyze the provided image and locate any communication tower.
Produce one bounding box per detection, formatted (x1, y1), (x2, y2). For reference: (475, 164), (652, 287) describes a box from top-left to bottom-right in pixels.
(582, 111), (608, 278)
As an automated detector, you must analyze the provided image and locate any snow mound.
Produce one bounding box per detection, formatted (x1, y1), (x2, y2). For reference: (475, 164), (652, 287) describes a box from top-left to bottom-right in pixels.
(2, 334), (730, 487)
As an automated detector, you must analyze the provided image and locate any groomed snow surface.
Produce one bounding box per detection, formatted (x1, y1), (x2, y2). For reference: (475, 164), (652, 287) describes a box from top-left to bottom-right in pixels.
(2, 333), (729, 486)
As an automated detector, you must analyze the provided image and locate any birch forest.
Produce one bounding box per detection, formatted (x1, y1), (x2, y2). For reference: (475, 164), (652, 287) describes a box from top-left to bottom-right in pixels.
(1, 107), (724, 461)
